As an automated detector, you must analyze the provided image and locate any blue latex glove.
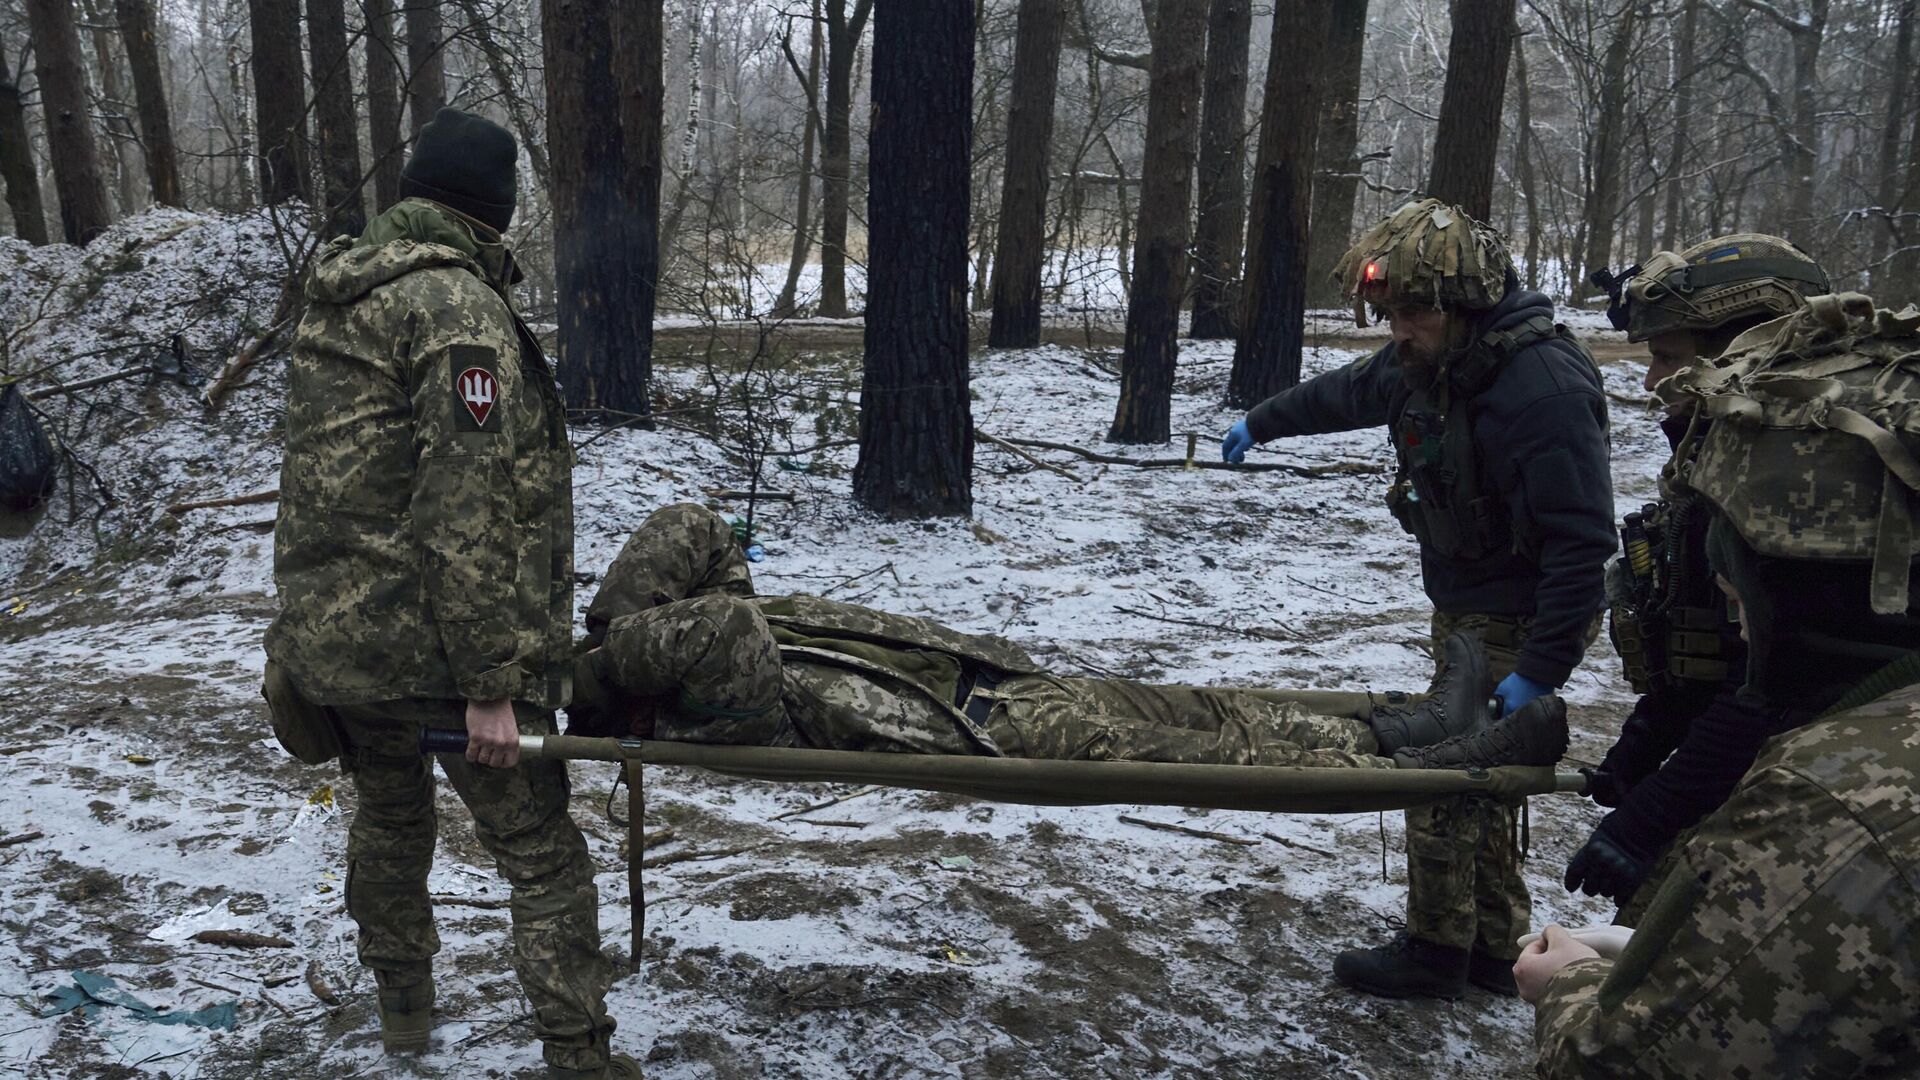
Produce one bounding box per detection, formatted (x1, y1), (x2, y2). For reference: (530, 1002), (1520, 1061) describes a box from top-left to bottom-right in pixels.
(1222, 419), (1255, 464)
(1495, 672), (1553, 716)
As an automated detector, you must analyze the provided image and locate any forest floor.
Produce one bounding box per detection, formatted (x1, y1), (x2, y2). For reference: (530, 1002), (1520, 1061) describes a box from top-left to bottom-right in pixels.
(1, 211), (1669, 1079)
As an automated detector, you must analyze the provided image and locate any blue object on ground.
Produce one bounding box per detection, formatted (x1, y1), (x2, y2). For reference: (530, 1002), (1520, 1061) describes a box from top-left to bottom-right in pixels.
(42, 970), (239, 1030)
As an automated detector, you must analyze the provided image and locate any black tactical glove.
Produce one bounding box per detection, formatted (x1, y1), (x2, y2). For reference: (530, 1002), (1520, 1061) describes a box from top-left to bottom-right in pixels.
(1588, 686), (1712, 806)
(1563, 818), (1657, 905)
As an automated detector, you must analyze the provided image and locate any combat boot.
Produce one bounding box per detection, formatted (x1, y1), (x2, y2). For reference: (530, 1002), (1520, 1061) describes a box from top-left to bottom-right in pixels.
(1368, 631), (1494, 754)
(1332, 932), (1469, 999)
(1469, 949), (1519, 996)
(374, 964), (434, 1054)
(1391, 695), (1569, 770)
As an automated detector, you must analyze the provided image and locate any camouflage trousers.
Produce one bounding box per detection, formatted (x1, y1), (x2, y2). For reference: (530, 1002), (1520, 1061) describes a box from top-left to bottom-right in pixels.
(1404, 612), (1534, 959)
(588, 503), (1386, 767)
(335, 700), (615, 1072)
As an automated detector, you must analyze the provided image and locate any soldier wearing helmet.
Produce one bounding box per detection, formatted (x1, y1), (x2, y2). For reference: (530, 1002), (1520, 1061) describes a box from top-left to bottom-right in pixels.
(1520, 293), (1920, 1076)
(1566, 235), (1833, 920)
(1221, 199), (1617, 999)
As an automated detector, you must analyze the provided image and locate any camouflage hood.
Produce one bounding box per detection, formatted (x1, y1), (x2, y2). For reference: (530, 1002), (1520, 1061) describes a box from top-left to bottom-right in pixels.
(306, 198), (514, 307)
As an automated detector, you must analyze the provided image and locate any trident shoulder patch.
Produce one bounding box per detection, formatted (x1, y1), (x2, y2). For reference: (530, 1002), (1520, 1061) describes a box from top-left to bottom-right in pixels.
(451, 345), (503, 433)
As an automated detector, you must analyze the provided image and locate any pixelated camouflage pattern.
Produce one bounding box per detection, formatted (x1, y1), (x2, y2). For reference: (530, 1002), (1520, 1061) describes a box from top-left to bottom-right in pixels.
(1533, 681), (1920, 1077)
(588, 504), (1387, 767)
(1406, 612), (1536, 957)
(1620, 233), (1826, 343)
(335, 698), (615, 1073)
(1664, 293), (1920, 613)
(1331, 198), (1514, 326)
(267, 199), (574, 706)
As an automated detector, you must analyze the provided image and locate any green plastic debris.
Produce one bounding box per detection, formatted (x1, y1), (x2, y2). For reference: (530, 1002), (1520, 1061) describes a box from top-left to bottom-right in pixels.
(42, 970), (240, 1030)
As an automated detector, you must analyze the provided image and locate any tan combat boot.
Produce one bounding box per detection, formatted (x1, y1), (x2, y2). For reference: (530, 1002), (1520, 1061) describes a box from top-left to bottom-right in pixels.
(374, 964), (434, 1054)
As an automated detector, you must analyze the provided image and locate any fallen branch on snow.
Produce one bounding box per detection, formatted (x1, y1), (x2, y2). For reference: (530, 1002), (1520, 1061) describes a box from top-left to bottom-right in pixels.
(191, 929), (294, 949)
(1119, 815), (1259, 847)
(165, 489), (279, 515)
(0, 830), (44, 847)
(989, 434), (1383, 478)
(202, 312), (298, 409)
(1114, 604), (1293, 642)
(974, 428), (1086, 483)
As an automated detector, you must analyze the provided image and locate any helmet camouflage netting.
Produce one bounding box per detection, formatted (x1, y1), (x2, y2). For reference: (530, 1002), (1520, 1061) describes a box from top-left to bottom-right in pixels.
(1330, 198), (1514, 327)
(1659, 293), (1920, 614)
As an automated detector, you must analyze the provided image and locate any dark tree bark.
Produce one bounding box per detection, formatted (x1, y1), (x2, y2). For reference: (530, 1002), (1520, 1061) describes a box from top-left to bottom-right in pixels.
(1898, 88), (1920, 298)
(985, 0), (1064, 348)
(1660, 0), (1699, 248)
(365, 0), (405, 213)
(775, 0), (824, 316)
(543, 0), (659, 415)
(1108, 0), (1208, 444)
(1187, 0), (1251, 340)
(1873, 1), (1914, 274)
(1424, 0), (1515, 219)
(1303, 0), (1368, 308)
(308, 0), (367, 236)
(1512, 28), (1542, 288)
(247, 0), (311, 205)
(1577, 0), (1640, 291)
(854, 0), (973, 518)
(0, 46), (49, 244)
(1228, 0), (1331, 407)
(406, 0), (448, 134)
(24, 0), (114, 243)
(609, 0), (663, 413)
(113, 0), (183, 208)
(817, 0), (873, 317)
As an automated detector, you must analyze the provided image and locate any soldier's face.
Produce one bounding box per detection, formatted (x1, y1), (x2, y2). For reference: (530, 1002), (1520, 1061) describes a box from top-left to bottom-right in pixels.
(1715, 573), (1749, 642)
(1387, 306), (1452, 370)
(1645, 331), (1699, 395)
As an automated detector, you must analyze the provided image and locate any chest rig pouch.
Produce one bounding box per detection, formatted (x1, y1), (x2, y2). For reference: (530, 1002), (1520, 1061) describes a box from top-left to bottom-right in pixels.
(1385, 314), (1562, 561)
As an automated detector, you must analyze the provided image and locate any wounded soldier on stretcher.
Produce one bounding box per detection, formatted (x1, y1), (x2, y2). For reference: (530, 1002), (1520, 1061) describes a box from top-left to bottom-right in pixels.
(564, 505), (1569, 773)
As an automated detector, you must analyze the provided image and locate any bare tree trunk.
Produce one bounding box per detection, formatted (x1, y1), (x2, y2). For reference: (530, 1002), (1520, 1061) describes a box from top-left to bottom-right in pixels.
(458, 0), (554, 189)
(79, 0), (143, 214)
(1660, 0), (1698, 248)
(1229, 0), (1331, 407)
(1873, 1), (1914, 275)
(1577, 0), (1640, 291)
(113, 0), (183, 208)
(406, 0), (448, 134)
(986, 0), (1064, 347)
(308, 0), (367, 236)
(1424, 0), (1515, 219)
(1108, 0), (1207, 444)
(775, 0), (824, 316)
(25, 0), (115, 243)
(610, 0), (663, 412)
(0, 46), (50, 243)
(1302, 0), (1368, 309)
(1512, 30), (1541, 289)
(365, 0), (405, 213)
(247, 0), (310, 205)
(817, 0), (873, 317)
(1898, 90), (1920, 298)
(1187, 0), (1251, 340)
(544, 0), (654, 415)
(854, 0), (973, 517)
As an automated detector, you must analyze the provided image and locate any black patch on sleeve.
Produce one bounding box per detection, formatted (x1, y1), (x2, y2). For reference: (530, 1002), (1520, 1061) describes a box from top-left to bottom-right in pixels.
(450, 345), (505, 433)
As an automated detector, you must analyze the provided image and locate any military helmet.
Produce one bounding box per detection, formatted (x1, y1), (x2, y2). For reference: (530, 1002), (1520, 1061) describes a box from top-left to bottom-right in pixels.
(1662, 293), (1920, 614)
(1595, 233), (1830, 343)
(1331, 198), (1514, 327)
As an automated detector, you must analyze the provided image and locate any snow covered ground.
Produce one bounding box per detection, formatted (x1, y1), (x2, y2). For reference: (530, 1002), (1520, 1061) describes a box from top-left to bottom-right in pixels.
(0, 211), (1659, 1079)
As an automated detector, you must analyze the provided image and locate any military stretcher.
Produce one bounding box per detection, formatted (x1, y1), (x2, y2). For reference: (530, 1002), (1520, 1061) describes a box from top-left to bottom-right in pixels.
(420, 686), (1587, 969)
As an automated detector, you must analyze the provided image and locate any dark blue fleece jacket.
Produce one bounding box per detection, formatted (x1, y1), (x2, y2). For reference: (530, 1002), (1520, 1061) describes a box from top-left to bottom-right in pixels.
(1244, 289), (1614, 686)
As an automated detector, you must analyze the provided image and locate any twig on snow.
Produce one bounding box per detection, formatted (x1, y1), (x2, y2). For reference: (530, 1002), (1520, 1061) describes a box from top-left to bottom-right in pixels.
(0, 831), (44, 848)
(191, 930), (293, 949)
(1114, 604), (1293, 642)
(974, 428), (1086, 483)
(165, 488), (279, 515)
(987, 434), (1384, 478)
(772, 785), (883, 821)
(1118, 815), (1260, 847)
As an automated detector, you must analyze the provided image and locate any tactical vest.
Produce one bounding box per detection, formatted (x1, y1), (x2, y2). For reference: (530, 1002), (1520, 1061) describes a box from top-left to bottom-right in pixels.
(1385, 313), (1572, 562)
(1607, 478), (1744, 694)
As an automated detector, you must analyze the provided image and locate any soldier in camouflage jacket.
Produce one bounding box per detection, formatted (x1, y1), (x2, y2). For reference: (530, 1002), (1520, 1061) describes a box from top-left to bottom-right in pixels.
(1520, 296), (1920, 1075)
(265, 110), (635, 1079)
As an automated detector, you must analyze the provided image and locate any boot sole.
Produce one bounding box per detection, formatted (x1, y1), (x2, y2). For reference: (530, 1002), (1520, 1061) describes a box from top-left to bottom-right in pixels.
(1332, 965), (1467, 1000)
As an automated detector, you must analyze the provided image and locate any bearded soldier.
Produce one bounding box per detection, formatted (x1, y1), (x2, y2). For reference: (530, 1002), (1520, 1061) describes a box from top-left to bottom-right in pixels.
(1221, 200), (1615, 998)
(563, 504), (1573, 775)
(1518, 293), (1920, 1076)
(1569, 236), (1830, 919)
(264, 109), (639, 1078)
